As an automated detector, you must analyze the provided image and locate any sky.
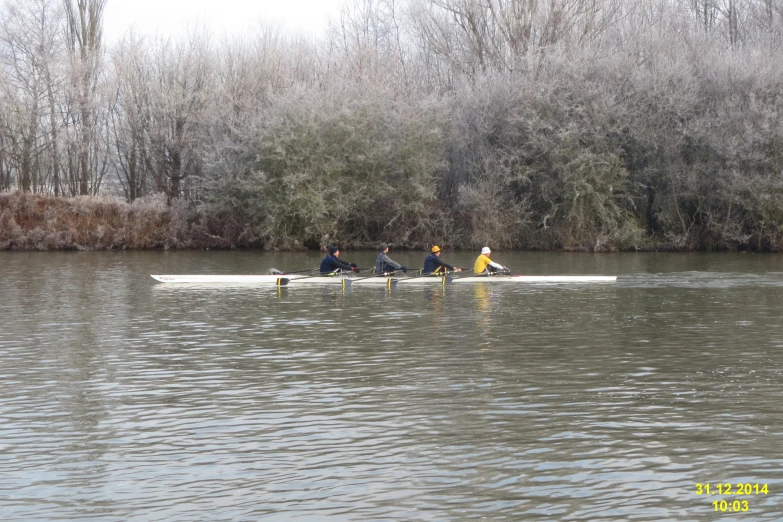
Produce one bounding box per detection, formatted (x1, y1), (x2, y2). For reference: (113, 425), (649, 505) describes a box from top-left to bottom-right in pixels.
(102, 0), (345, 43)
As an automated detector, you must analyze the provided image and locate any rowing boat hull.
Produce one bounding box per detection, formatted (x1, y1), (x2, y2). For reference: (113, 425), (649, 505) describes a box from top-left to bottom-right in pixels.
(151, 275), (291, 284)
(151, 274), (616, 285)
(150, 274), (399, 286)
(452, 275), (617, 283)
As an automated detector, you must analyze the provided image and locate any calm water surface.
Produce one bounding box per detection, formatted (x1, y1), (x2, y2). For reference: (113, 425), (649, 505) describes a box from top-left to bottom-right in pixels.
(1, 251), (783, 521)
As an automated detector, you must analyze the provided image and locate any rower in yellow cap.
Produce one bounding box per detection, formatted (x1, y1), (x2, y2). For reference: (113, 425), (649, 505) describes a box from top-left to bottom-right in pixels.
(423, 245), (462, 275)
(474, 247), (508, 275)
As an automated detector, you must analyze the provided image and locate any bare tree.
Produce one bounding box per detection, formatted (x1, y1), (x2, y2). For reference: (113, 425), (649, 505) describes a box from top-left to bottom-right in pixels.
(40, 0), (66, 196)
(682, 0), (754, 44)
(409, 0), (622, 79)
(0, 70), (15, 191)
(0, 0), (64, 193)
(109, 33), (152, 201)
(688, 0), (720, 32)
(146, 32), (213, 201)
(63, 0), (106, 195)
(326, 0), (409, 86)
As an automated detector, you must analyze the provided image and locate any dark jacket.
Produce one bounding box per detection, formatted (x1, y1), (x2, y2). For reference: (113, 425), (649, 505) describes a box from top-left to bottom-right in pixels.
(320, 255), (354, 274)
(422, 254), (455, 275)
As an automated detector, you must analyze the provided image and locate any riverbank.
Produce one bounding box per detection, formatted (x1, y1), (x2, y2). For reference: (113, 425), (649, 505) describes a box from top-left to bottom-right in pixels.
(1, 191), (781, 252)
(0, 191), (225, 251)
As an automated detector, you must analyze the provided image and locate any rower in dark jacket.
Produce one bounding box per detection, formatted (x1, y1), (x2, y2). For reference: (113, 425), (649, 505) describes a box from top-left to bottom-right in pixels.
(422, 245), (462, 275)
(320, 246), (359, 274)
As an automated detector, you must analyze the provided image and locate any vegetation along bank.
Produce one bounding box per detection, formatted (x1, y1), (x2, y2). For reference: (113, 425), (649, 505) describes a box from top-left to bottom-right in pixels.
(2, 0), (783, 251)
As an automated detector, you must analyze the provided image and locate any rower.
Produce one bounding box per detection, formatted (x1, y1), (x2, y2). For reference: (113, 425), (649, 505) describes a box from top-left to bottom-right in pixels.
(473, 246), (508, 275)
(320, 246), (360, 274)
(422, 245), (461, 275)
(375, 243), (407, 275)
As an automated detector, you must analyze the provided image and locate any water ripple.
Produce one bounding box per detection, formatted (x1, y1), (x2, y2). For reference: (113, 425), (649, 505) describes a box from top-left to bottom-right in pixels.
(1, 252), (783, 520)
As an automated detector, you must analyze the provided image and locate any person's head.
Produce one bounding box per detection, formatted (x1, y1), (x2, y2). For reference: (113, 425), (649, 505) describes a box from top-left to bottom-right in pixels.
(481, 247), (491, 256)
(431, 245), (441, 256)
(379, 243), (389, 253)
(329, 246), (339, 257)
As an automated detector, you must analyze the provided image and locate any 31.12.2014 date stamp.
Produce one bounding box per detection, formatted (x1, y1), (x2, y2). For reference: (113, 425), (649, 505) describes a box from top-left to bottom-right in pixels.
(695, 483), (769, 513)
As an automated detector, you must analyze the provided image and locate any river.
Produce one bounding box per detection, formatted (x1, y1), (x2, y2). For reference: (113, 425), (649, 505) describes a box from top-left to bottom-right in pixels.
(1, 251), (782, 521)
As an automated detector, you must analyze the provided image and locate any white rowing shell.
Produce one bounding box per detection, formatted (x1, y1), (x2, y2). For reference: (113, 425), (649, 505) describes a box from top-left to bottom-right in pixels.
(150, 274), (616, 285)
(151, 274), (288, 284)
(150, 275), (395, 286)
(452, 275), (617, 283)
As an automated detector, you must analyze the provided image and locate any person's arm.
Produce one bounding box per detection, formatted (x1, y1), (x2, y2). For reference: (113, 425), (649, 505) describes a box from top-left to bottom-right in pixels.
(436, 258), (456, 271)
(488, 260), (505, 269)
(379, 253), (402, 270)
(334, 258), (354, 271)
(323, 256), (355, 272)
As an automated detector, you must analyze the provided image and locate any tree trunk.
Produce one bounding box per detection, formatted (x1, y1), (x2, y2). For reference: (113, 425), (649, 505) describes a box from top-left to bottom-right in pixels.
(64, 0), (107, 196)
(0, 144), (6, 191)
(47, 84), (61, 196)
(80, 103), (90, 195)
(21, 145), (31, 192)
(21, 96), (39, 193)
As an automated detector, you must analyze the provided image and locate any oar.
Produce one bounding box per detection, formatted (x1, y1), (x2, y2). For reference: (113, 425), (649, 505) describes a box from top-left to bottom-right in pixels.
(431, 268), (474, 277)
(270, 268), (320, 275)
(454, 268), (510, 278)
(444, 268), (475, 278)
(393, 269), (463, 286)
(400, 274), (454, 286)
(267, 268), (329, 288)
(347, 271), (400, 290)
(403, 268), (474, 285)
(282, 270), (355, 291)
(284, 268), (321, 274)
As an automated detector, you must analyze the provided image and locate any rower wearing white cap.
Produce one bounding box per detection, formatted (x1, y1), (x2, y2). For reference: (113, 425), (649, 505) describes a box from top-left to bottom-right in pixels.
(473, 247), (507, 275)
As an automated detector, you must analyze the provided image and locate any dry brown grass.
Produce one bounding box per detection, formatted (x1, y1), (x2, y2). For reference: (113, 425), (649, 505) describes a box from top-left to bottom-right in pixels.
(0, 191), (235, 250)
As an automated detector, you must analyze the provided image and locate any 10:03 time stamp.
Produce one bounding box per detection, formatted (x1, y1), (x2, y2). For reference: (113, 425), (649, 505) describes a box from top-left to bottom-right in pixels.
(695, 483), (769, 513)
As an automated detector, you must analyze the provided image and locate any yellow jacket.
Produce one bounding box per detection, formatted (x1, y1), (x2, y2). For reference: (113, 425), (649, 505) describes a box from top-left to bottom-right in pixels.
(474, 254), (494, 273)
(474, 253), (505, 273)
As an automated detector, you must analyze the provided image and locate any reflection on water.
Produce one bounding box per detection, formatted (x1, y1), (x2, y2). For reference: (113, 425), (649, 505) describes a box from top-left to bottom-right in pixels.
(1, 251), (783, 521)
(473, 284), (495, 350)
